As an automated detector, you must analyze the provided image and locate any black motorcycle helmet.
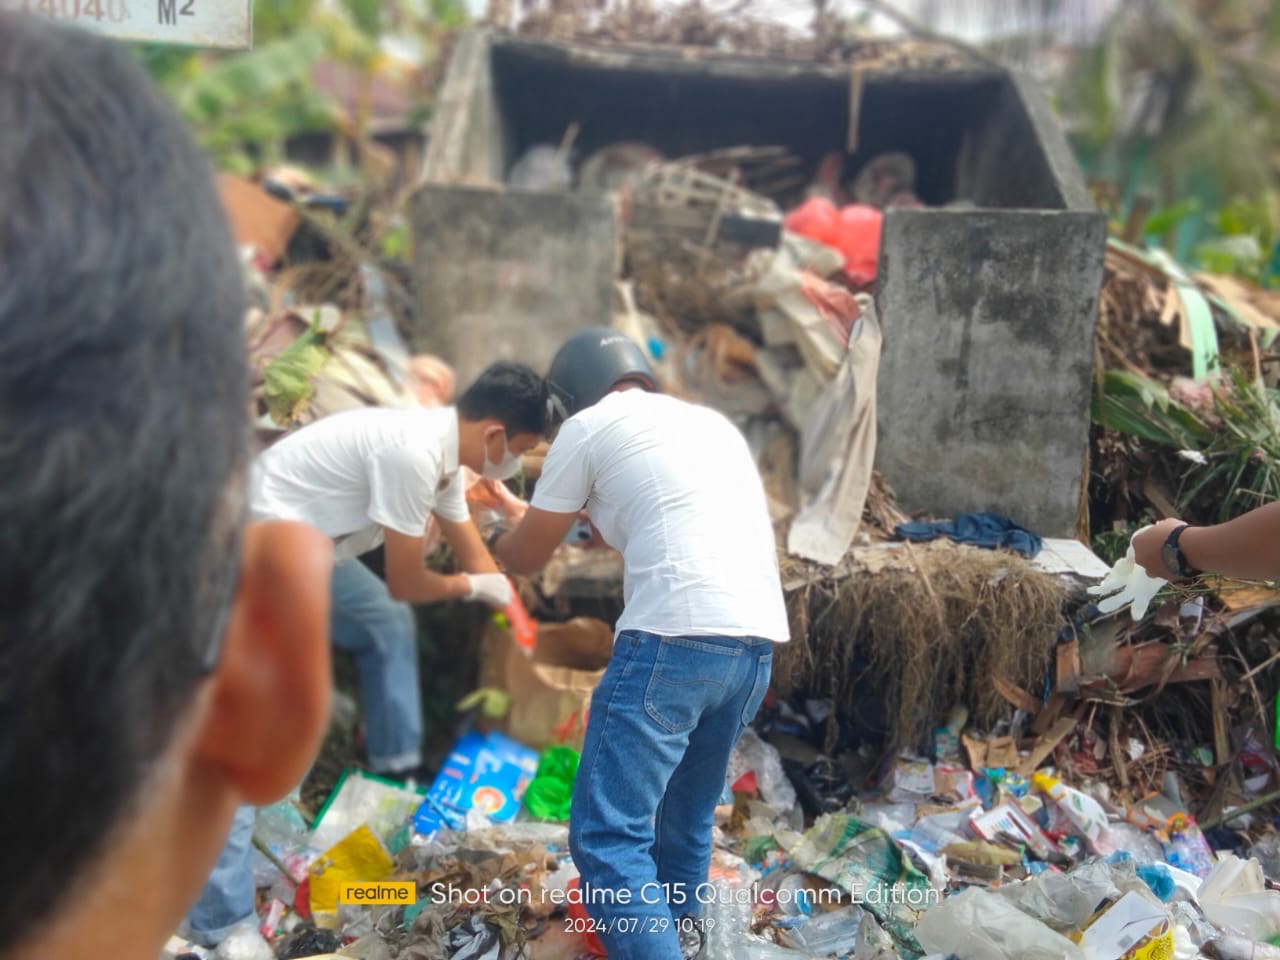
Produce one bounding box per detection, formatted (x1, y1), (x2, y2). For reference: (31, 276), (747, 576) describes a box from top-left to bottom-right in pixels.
(545, 328), (658, 423)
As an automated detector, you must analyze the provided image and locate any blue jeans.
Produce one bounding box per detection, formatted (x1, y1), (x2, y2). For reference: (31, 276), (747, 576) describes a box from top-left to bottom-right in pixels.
(570, 631), (773, 960)
(185, 559), (422, 942)
(330, 558), (422, 772)
(183, 806), (257, 945)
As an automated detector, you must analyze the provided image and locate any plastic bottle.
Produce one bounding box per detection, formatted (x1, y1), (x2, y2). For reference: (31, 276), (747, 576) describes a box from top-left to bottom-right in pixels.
(1032, 772), (1114, 855)
(1163, 816), (1216, 879)
(933, 704), (969, 763)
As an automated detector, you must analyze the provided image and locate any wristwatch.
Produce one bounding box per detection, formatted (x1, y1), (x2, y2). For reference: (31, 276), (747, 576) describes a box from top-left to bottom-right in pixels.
(1160, 524), (1199, 579)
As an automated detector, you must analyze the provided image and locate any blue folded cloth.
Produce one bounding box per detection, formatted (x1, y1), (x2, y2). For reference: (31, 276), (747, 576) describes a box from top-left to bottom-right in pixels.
(893, 512), (1042, 558)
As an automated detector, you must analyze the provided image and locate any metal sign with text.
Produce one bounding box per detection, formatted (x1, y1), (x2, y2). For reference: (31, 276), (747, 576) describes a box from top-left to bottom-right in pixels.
(2, 0), (251, 49)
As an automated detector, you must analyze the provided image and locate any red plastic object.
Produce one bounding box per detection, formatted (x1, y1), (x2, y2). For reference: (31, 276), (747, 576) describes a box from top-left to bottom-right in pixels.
(292, 877), (311, 920)
(783, 197), (883, 286)
(784, 196), (840, 248)
(836, 204), (883, 286)
(566, 877), (607, 956)
(502, 585), (537, 653)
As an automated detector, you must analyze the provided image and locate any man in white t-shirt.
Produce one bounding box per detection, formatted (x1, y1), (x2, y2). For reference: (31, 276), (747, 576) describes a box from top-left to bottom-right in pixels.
(185, 361), (549, 950)
(492, 329), (788, 960)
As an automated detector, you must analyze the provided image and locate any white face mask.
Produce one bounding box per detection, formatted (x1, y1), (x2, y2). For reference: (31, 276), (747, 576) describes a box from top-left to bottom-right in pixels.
(482, 430), (522, 481)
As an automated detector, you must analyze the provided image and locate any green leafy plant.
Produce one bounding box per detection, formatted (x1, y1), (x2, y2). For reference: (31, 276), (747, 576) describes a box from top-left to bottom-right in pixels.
(1178, 368), (1280, 521)
(1093, 367), (1280, 522)
(1090, 370), (1211, 448)
(162, 28), (337, 174)
(1093, 522), (1145, 566)
(1194, 195), (1278, 286)
(456, 687), (511, 720)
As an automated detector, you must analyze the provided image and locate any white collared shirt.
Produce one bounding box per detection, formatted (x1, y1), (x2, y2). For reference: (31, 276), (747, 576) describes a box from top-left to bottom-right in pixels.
(532, 391), (789, 642)
(250, 406), (469, 564)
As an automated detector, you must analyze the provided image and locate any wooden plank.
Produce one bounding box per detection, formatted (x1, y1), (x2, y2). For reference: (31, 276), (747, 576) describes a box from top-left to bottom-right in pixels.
(1211, 678), (1231, 767)
(1109, 705), (1129, 793)
(1056, 639), (1081, 693)
(1017, 715), (1078, 777)
(1094, 642), (1222, 694)
(993, 674), (1041, 715)
(1032, 691), (1069, 736)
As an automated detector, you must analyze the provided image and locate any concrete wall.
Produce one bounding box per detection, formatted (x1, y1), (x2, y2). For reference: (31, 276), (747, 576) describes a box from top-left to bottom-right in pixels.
(957, 72), (1093, 211)
(409, 185), (617, 388)
(420, 30), (506, 183)
(874, 207), (1106, 536)
(415, 33), (1108, 537)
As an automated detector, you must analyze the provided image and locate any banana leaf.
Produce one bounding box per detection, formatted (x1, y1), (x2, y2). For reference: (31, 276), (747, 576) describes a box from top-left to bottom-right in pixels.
(263, 321), (331, 425)
(1091, 369), (1212, 447)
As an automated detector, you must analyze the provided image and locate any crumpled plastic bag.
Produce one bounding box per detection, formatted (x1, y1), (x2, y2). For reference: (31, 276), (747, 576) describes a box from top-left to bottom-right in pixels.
(726, 728), (798, 811)
(212, 924), (274, 960)
(994, 859), (1160, 934)
(1087, 525), (1168, 619)
(915, 887), (1086, 960)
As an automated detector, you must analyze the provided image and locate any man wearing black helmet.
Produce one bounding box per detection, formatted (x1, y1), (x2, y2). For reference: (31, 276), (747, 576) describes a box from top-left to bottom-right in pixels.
(492, 328), (788, 960)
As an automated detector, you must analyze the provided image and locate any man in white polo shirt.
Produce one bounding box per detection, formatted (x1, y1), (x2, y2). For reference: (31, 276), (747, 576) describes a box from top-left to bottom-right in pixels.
(493, 330), (788, 960)
(185, 361), (549, 951)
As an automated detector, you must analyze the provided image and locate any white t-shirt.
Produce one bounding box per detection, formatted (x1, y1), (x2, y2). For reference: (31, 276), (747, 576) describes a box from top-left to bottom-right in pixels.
(532, 390), (789, 642)
(251, 406), (469, 564)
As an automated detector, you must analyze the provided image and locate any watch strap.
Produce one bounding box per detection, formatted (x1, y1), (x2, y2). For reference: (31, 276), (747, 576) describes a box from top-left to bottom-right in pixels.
(1165, 523), (1198, 578)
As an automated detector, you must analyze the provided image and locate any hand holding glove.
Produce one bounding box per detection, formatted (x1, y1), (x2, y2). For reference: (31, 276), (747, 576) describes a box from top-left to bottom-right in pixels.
(1087, 525), (1168, 620)
(464, 572), (515, 608)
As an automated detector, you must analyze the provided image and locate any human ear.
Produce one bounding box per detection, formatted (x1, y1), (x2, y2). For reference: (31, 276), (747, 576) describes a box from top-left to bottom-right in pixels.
(191, 521), (333, 804)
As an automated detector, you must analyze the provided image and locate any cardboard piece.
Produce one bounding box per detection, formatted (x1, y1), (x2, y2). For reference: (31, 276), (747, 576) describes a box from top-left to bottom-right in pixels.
(986, 736), (1021, 769)
(1074, 891), (1172, 960)
(218, 174), (301, 265)
(969, 801), (1056, 861)
(411, 731), (539, 838)
(962, 732), (988, 771)
(933, 765), (976, 802)
(481, 617), (614, 751)
(887, 756), (934, 803)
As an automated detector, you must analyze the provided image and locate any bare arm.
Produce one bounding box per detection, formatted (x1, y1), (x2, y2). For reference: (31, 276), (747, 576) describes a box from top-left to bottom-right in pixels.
(1132, 503), (1280, 581)
(492, 506), (578, 575)
(438, 516), (500, 574)
(382, 527), (471, 604)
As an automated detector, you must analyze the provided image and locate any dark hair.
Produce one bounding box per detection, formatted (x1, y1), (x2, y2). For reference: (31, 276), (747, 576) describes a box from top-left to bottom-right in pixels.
(0, 15), (249, 950)
(457, 361), (549, 437)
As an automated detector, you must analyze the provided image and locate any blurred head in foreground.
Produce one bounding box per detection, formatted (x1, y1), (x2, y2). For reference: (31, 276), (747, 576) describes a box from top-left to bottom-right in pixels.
(0, 15), (332, 959)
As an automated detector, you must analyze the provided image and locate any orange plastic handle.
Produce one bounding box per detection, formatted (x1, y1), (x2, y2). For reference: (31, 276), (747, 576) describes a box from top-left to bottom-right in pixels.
(503, 586), (537, 652)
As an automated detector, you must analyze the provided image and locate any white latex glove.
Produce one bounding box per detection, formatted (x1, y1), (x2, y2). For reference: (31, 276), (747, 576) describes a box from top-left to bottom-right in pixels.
(464, 572), (514, 608)
(1087, 525), (1168, 620)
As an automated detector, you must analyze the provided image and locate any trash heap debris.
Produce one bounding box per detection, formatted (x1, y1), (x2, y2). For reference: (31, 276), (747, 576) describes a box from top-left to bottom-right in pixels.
(501, 0), (974, 69)
(166, 33), (1280, 955)
(1078, 235), (1280, 833)
(162, 707), (1280, 960)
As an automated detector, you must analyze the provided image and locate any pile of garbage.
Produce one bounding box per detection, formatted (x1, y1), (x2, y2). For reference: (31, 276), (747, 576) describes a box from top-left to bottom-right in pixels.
(1090, 235), (1280, 535)
(191, 112), (1280, 960)
(161, 702), (1280, 960)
